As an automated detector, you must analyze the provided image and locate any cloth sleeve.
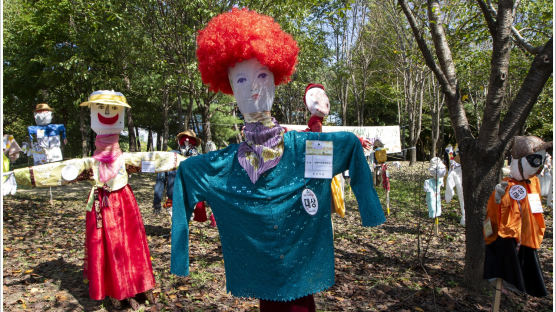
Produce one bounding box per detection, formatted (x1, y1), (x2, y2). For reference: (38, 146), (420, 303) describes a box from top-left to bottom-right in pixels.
(123, 152), (186, 173)
(13, 157), (93, 187)
(171, 156), (207, 276)
(58, 124), (67, 140)
(327, 132), (385, 227)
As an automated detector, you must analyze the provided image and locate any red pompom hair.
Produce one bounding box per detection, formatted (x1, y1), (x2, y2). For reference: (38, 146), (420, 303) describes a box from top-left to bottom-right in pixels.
(196, 8), (299, 94)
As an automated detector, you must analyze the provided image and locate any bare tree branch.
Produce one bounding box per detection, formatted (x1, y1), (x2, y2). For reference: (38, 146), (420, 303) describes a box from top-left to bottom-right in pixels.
(499, 37), (553, 142)
(427, 0), (457, 90)
(476, 0), (496, 37)
(478, 0), (514, 147)
(397, 0), (451, 91)
(483, 0), (543, 54)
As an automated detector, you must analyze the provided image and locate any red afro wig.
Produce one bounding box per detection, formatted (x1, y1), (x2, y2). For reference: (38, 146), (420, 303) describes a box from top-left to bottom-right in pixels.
(196, 8), (299, 95)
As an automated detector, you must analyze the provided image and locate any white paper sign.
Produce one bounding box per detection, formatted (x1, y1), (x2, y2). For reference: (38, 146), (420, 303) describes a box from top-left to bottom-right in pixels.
(301, 188), (318, 215)
(305, 140), (333, 179)
(509, 185), (527, 201)
(141, 160), (155, 173)
(528, 193), (543, 213)
(36, 129), (45, 139)
(483, 218), (493, 238)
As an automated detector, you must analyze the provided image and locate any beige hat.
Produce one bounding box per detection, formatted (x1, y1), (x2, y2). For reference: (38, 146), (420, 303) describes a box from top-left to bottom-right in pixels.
(80, 90), (130, 108)
(511, 136), (553, 159)
(34, 103), (53, 112)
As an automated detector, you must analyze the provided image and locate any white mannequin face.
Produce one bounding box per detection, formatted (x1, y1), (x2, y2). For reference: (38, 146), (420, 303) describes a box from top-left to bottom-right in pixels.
(34, 111), (53, 126)
(90, 103), (125, 135)
(228, 58), (275, 115)
(509, 150), (546, 181)
(305, 87), (330, 117)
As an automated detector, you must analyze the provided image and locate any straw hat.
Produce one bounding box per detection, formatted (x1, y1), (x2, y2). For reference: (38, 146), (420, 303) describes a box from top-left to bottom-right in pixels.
(80, 90), (130, 108)
(34, 103), (53, 112)
(177, 130), (201, 147)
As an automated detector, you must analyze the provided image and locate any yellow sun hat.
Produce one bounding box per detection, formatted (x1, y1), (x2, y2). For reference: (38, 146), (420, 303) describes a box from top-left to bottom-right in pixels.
(80, 90), (130, 108)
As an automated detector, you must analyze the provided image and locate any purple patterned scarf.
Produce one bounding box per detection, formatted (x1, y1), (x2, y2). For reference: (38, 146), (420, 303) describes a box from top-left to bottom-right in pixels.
(238, 118), (284, 184)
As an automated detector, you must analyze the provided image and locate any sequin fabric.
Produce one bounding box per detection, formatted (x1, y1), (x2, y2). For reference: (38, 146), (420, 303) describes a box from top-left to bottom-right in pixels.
(171, 131), (385, 301)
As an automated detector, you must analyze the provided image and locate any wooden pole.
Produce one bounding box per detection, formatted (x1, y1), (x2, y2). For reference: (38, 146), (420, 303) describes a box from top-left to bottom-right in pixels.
(492, 278), (503, 312)
(434, 217), (439, 235)
(386, 190), (390, 216)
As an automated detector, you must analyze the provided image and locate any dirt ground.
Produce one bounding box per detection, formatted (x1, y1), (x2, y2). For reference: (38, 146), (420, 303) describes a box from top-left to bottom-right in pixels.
(2, 162), (553, 311)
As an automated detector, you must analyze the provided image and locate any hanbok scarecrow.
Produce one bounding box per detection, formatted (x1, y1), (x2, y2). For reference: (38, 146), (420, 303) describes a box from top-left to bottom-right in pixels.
(484, 136), (551, 298)
(13, 90), (186, 309)
(444, 145), (465, 225)
(27, 103), (67, 165)
(171, 9), (385, 312)
(3, 135), (22, 196)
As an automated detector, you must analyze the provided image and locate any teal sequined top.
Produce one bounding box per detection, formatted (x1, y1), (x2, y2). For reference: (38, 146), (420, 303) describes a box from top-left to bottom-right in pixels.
(171, 130), (385, 301)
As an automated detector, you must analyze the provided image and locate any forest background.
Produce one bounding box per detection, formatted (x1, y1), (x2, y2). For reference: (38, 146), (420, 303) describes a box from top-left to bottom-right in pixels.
(4, 0), (552, 160)
(2, 0), (554, 295)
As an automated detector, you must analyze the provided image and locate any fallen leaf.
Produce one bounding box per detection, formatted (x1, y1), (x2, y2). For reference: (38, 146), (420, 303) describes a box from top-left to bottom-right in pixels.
(25, 269), (33, 274)
(414, 307), (424, 312)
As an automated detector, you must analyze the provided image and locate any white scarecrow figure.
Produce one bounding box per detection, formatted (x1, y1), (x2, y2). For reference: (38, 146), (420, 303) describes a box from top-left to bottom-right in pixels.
(12, 90), (186, 310)
(445, 145), (465, 225)
(3, 134), (22, 196)
(424, 157), (446, 219)
(27, 103), (67, 165)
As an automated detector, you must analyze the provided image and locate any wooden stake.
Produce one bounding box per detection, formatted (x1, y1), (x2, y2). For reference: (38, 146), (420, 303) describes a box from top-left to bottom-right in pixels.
(492, 278), (503, 312)
(434, 217), (439, 235)
(386, 190), (390, 216)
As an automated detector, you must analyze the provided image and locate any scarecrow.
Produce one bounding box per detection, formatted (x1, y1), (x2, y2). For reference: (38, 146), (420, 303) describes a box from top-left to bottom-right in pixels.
(3, 135), (22, 196)
(484, 135), (551, 300)
(12, 90), (186, 309)
(444, 144), (465, 225)
(171, 9), (385, 312)
(27, 103), (67, 165)
(303, 83), (345, 217)
(424, 157), (446, 219)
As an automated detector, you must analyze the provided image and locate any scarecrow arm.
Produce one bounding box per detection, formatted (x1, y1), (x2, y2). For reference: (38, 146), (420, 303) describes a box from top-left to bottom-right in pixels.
(13, 158), (94, 187)
(123, 152), (186, 174)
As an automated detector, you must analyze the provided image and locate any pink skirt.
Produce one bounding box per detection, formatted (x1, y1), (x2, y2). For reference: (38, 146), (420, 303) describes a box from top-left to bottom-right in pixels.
(84, 184), (155, 300)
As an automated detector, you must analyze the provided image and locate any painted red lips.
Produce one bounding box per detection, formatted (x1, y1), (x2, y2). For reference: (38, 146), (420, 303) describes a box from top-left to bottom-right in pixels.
(98, 113), (119, 125)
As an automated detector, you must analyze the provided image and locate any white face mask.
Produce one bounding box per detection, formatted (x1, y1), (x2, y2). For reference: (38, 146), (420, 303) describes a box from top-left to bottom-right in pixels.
(305, 88), (330, 117)
(228, 58), (275, 115)
(90, 103), (125, 135)
(428, 157), (446, 177)
(509, 150), (546, 180)
(34, 111), (53, 126)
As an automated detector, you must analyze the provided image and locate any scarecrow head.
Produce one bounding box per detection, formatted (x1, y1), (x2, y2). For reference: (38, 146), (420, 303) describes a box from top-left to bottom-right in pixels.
(304, 84), (329, 118)
(196, 8), (298, 120)
(509, 136), (552, 181)
(176, 130), (201, 156)
(34, 103), (54, 126)
(428, 157), (446, 178)
(80, 90), (130, 135)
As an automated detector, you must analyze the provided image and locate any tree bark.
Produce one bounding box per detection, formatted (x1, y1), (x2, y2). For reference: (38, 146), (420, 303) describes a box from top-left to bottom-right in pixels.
(79, 107), (89, 157)
(127, 108), (137, 152)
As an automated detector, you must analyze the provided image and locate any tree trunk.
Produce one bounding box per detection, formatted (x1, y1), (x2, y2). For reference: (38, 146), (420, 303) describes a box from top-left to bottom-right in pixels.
(147, 127), (153, 151)
(135, 126), (141, 152)
(127, 108), (137, 152)
(162, 90), (169, 151)
(79, 107), (89, 157)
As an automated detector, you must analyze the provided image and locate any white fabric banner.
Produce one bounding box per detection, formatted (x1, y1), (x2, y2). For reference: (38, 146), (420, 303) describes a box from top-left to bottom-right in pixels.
(282, 125), (402, 154)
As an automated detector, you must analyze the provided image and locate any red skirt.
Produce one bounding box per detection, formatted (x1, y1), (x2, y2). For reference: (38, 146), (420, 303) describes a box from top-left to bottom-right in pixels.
(84, 184), (155, 300)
